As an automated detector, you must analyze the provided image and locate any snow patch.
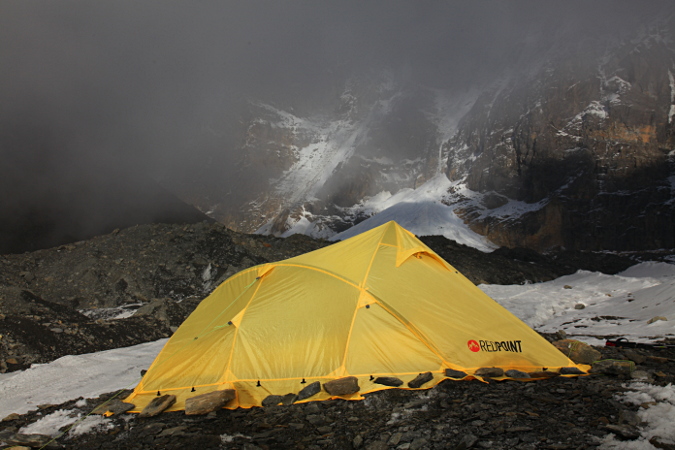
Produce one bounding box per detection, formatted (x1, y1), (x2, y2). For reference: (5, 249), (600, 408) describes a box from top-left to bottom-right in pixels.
(79, 303), (143, 321)
(19, 409), (114, 438)
(20, 409), (80, 437)
(601, 383), (675, 449)
(0, 339), (167, 418)
(221, 433), (251, 444)
(481, 262), (675, 341)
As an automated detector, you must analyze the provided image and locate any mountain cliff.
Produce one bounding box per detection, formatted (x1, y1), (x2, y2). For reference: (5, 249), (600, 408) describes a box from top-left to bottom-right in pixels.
(445, 20), (675, 251)
(177, 14), (674, 252)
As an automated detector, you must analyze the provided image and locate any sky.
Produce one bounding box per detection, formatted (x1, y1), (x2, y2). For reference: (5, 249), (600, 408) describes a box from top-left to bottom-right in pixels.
(1, 261), (673, 446)
(0, 1), (672, 251)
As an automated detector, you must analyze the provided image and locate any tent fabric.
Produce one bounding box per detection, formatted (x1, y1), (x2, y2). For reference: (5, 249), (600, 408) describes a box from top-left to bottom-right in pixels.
(125, 221), (585, 412)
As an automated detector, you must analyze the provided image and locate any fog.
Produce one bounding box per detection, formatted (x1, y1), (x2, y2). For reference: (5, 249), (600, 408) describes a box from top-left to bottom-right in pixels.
(0, 0), (670, 252)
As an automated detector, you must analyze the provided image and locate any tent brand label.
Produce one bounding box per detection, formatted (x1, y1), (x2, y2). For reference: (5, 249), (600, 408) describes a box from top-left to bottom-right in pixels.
(467, 340), (480, 352)
(468, 339), (523, 353)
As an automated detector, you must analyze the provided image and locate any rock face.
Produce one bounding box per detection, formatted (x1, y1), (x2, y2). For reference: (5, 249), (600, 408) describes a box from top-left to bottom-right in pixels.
(444, 23), (675, 251)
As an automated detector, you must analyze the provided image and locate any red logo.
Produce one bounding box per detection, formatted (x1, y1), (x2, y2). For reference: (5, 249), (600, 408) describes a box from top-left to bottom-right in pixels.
(467, 340), (480, 352)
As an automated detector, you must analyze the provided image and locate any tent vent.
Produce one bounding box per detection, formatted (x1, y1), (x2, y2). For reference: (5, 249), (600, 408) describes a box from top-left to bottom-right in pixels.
(191, 387), (196, 392)
(365, 304), (370, 309)
(369, 375), (374, 381)
(256, 380), (261, 387)
(301, 378), (306, 384)
(157, 391), (161, 396)
(228, 321), (233, 326)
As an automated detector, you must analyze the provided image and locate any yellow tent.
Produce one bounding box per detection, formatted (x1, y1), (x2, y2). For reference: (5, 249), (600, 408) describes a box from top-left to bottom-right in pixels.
(126, 221), (585, 412)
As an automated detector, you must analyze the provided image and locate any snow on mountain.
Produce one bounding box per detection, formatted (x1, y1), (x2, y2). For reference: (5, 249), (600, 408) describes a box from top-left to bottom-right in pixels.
(331, 174), (496, 252)
(252, 103), (366, 208)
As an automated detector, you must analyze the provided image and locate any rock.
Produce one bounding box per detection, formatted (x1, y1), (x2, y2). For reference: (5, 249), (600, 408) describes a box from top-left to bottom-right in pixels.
(408, 372), (433, 388)
(365, 440), (388, 450)
(474, 367), (504, 378)
(590, 360), (634, 376)
(2, 413), (21, 422)
(560, 367), (586, 375)
(141, 422), (166, 435)
(605, 424), (640, 440)
(631, 370), (651, 381)
(528, 370), (560, 378)
(324, 376), (359, 396)
(574, 303), (585, 310)
(92, 399), (135, 415)
(647, 316), (668, 324)
(373, 376), (403, 387)
(649, 436), (675, 449)
(648, 356), (670, 364)
(297, 381), (321, 400)
(552, 339), (601, 364)
(619, 409), (641, 427)
(453, 433), (478, 449)
(505, 369), (530, 378)
(563, 285), (573, 289)
(389, 432), (403, 445)
(158, 426), (188, 437)
(262, 395), (284, 407)
(138, 394), (176, 417)
(410, 437), (429, 450)
(3, 433), (53, 448)
(185, 389), (235, 415)
(506, 426), (534, 432)
(0, 428), (17, 441)
(280, 393), (297, 406)
(445, 368), (468, 379)
(306, 414), (325, 425)
(622, 349), (647, 364)
(304, 402), (321, 414)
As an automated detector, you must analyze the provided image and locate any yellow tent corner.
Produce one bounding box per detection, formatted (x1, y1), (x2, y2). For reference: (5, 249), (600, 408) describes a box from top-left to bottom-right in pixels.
(125, 221), (586, 412)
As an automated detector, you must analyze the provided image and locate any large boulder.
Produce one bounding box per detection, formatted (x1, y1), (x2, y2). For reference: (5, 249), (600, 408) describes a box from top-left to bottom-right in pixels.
(552, 339), (601, 364)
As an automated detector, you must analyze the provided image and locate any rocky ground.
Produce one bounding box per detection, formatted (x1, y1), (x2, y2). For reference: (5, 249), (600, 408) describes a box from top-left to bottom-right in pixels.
(1, 222), (674, 449)
(1, 341), (674, 449)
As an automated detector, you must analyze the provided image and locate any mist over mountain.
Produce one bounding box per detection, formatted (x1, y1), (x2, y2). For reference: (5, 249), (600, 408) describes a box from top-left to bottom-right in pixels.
(1, 1), (673, 253)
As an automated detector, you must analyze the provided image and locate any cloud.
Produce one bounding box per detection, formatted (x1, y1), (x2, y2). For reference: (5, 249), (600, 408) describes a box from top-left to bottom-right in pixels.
(0, 0), (671, 251)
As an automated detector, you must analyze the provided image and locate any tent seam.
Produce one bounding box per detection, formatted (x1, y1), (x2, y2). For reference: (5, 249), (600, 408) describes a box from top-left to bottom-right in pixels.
(220, 276), (267, 385)
(336, 229), (390, 373)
